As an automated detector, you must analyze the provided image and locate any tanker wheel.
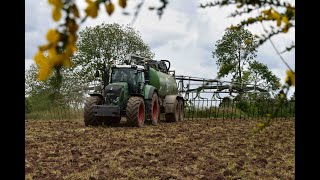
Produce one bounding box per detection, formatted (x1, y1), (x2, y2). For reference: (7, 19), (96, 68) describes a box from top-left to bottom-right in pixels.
(84, 96), (103, 126)
(178, 99), (184, 121)
(126, 96), (145, 127)
(165, 99), (179, 122)
(147, 93), (160, 125)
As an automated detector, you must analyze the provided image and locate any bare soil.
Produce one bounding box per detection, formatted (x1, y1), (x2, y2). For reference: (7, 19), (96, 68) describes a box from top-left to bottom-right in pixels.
(25, 118), (294, 179)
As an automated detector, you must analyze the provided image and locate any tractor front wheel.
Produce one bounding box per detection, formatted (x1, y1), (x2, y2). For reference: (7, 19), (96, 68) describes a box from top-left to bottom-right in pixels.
(84, 96), (103, 126)
(126, 96), (145, 127)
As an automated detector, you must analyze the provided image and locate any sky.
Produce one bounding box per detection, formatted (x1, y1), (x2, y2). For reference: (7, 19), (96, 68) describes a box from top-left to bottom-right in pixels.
(25, 0), (295, 97)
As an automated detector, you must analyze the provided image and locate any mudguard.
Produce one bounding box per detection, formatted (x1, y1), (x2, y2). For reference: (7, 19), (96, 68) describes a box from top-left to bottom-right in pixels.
(144, 85), (157, 100)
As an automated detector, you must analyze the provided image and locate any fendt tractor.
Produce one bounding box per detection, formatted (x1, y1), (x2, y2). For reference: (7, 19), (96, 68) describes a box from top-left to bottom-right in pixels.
(84, 54), (184, 127)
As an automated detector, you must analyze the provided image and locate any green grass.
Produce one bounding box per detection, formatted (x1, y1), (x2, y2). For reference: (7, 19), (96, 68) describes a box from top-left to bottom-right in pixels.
(25, 108), (83, 120)
(184, 107), (246, 119)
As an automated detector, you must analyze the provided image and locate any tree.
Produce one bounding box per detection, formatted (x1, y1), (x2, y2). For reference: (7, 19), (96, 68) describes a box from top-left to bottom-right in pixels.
(201, 0), (295, 108)
(213, 27), (280, 93)
(213, 26), (257, 86)
(25, 64), (60, 111)
(72, 23), (154, 84)
(25, 64), (85, 111)
(244, 61), (281, 91)
(200, 0), (295, 52)
(26, 23), (153, 112)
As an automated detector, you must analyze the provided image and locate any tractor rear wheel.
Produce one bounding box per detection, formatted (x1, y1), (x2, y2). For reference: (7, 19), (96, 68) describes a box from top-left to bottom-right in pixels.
(165, 99), (179, 122)
(84, 96), (103, 126)
(126, 96), (145, 127)
(147, 93), (160, 125)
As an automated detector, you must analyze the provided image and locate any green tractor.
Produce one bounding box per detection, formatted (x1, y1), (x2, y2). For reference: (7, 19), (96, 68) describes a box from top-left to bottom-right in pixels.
(84, 55), (184, 127)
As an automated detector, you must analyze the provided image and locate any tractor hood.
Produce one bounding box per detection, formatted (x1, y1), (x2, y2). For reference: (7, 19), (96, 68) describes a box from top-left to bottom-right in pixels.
(104, 82), (128, 105)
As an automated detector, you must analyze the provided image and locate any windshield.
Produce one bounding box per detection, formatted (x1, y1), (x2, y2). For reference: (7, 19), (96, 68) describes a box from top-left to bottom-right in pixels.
(111, 68), (137, 83)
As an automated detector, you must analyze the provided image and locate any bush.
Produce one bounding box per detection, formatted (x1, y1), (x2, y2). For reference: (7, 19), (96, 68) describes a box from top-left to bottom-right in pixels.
(236, 100), (250, 113)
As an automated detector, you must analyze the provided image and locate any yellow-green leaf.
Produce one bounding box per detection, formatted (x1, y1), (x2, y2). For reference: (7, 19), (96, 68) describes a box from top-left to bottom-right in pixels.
(85, 1), (98, 18)
(52, 7), (62, 22)
(46, 29), (60, 43)
(276, 18), (281, 27)
(106, 2), (115, 15)
(271, 11), (280, 20)
(119, 0), (127, 8)
(71, 4), (80, 18)
(282, 16), (289, 24)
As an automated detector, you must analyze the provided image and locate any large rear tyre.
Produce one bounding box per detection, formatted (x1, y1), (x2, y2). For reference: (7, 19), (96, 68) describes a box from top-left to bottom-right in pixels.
(126, 96), (145, 127)
(84, 96), (103, 126)
(165, 99), (179, 122)
(147, 93), (160, 125)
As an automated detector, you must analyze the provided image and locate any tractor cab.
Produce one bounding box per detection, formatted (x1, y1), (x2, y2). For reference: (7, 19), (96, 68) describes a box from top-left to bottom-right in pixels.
(110, 64), (145, 95)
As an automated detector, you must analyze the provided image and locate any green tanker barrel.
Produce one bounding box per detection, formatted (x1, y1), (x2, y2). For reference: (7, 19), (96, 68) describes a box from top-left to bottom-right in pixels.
(148, 68), (178, 97)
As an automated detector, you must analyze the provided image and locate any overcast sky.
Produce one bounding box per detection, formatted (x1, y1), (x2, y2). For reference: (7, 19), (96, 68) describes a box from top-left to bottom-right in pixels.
(25, 0), (295, 96)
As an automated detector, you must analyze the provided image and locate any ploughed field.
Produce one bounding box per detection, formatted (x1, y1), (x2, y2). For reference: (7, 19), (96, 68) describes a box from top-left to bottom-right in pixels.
(25, 118), (294, 179)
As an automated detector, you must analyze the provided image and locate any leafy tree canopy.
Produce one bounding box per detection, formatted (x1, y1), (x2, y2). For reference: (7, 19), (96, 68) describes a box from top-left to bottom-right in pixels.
(213, 27), (257, 81)
(26, 23), (153, 109)
(201, 0), (295, 51)
(72, 23), (154, 83)
(213, 27), (280, 91)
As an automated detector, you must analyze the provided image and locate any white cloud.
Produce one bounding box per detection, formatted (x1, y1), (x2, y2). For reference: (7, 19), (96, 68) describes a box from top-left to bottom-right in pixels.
(25, 0), (55, 59)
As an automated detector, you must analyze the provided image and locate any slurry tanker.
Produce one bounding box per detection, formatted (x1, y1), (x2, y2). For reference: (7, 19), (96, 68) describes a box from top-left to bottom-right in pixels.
(84, 54), (184, 127)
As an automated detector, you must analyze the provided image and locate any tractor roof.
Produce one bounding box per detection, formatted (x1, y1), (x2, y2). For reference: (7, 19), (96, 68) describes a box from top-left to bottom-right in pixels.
(112, 64), (145, 70)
